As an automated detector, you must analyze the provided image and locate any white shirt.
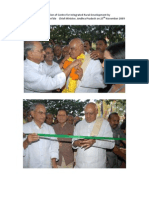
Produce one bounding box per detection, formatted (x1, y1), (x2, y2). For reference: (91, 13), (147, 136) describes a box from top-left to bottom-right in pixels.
(23, 121), (59, 168)
(72, 119), (115, 168)
(24, 59), (66, 93)
(42, 61), (62, 77)
(75, 59), (106, 93)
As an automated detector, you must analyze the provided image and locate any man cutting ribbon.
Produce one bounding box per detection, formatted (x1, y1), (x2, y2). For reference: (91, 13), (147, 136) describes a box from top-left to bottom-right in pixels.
(72, 102), (115, 168)
(23, 103), (59, 168)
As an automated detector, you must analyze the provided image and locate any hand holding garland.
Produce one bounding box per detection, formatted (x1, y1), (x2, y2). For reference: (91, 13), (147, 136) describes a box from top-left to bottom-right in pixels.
(63, 59), (82, 79)
(75, 66), (83, 80)
(59, 55), (70, 69)
(62, 53), (85, 92)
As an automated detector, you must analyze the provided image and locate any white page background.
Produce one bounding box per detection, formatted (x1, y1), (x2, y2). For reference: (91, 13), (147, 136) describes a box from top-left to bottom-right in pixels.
(0, 0), (149, 197)
(2, 4), (50, 41)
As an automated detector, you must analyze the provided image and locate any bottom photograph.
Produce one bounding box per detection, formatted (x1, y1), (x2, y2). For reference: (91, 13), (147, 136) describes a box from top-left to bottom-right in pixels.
(23, 99), (126, 168)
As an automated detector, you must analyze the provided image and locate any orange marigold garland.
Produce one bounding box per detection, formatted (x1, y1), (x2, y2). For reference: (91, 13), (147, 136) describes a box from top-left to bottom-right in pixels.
(62, 54), (85, 93)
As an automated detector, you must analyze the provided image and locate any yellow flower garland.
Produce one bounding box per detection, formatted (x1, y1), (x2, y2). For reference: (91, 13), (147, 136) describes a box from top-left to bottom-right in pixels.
(67, 53), (85, 62)
(62, 54), (85, 93)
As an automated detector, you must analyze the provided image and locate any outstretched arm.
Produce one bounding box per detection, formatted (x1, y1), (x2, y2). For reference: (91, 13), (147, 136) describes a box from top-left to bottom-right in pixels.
(23, 133), (39, 149)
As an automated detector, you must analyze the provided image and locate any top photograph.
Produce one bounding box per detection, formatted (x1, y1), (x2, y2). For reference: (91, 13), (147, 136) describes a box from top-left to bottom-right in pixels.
(24, 25), (125, 93)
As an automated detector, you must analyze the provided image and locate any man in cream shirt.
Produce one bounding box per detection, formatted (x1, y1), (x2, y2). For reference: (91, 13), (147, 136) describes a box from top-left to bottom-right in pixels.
(68, 38), (106, 93)
(72, 103), (115, 168)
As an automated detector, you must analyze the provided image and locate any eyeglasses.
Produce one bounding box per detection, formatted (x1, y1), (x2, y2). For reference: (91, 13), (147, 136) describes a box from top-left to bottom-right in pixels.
(34, 49), (44, 53)
(35, 111), (46, 115)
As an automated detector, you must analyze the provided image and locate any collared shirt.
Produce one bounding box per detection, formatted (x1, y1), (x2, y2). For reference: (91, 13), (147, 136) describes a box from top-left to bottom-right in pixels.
(106, 126), (126, 168)
(75, 58), (106, 93)
(23, 120), (59, 168)
(72, 119), (115, 168)
(112, 126), (126, 146)
(24, 59), (66, 93)
(42, 61), (62, 77)
(53, 122), (74, 166)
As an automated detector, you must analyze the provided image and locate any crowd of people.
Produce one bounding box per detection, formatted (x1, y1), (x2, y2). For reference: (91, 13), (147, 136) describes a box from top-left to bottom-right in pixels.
(24, 38), (125, 93)
(23, 102), (126, 168)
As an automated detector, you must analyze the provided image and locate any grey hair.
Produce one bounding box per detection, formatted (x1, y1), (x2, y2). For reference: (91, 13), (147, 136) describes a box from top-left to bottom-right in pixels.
(69, 38), (84, 45)
(84, 102), (98, 111)
(24, 41), (42, 58)
(30, 103), (45, 111)
(24, 41), (35, 58)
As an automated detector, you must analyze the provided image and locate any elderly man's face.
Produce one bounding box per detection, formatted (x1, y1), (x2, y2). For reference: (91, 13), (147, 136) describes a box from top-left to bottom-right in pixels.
(54, 46), (62, 57)
(30, 42), (45, 64)
(31, 105), (46, 126)
(108, 115), (120, 129)
(57, 110), (67, 124)
(69, 40), (84, 59)
(46, 114), (53, 125)
(44, 48), (54, 62)
(85, 105), (98, 123)
(96, 40), (107, 52)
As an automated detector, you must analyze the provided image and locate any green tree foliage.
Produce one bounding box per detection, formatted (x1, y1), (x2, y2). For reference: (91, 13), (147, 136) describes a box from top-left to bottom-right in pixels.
(23, 99), (90, 117)
(49, 25), (125, 45)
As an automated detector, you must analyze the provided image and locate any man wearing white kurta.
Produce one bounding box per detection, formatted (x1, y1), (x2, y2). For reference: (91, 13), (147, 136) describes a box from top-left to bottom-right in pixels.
(24, 41), (82, 93)
(23, 103), (59, 168)
(72, 103), (115, 168)
(42, 61), (62, 77)
(75, 58), (105, 93)
(67, 38), (105, 93)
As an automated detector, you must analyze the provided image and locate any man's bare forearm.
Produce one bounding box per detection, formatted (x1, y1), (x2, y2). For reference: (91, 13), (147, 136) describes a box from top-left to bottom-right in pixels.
(113, 145), (126, 161)
(52, 158), (57, 168)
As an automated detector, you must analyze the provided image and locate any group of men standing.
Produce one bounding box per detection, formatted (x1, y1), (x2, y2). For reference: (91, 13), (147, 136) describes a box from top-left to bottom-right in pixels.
(24, 38), (107, 93)
(23, 102), (126, 168)
(23, 38), (126, 168)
